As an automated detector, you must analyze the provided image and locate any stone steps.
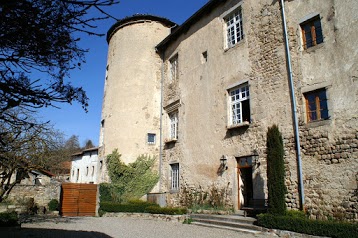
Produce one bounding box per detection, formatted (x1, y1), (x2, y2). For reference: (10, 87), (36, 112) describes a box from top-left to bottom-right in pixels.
(190, 214), (267, 234)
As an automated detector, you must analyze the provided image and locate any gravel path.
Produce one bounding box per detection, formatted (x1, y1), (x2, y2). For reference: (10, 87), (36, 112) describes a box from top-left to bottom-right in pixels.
(1, 216), (276, 238)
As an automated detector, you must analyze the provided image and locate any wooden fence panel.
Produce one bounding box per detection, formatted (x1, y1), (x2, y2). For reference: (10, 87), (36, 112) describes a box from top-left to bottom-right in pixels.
(61, 183), (98, 217)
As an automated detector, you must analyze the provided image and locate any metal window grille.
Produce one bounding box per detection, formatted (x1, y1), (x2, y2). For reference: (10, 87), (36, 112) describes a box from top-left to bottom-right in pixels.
(171, 163), (179, 190)
(226, 8), (244, 48)
(230, 84), (250, 125)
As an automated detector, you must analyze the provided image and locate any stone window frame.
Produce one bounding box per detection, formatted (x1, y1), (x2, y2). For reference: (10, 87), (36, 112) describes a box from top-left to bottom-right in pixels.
(169, 54), (178, 82)
(304, 88), (329, 123)
(301, 82), (332, 126)
(226, 81), (251, 129)
(169, 111), (178, 140)
(170, 163), (180, 192)
(222, 1), (244, 50)
(300, 14), (324, 50)
(147, 133), (156, 145)
(164, 99), (180, 143)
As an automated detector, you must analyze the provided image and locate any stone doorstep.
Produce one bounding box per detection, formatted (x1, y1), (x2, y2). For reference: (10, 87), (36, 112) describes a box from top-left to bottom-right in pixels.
(189, 214), (265, 233)
(189, 214), (329, 238)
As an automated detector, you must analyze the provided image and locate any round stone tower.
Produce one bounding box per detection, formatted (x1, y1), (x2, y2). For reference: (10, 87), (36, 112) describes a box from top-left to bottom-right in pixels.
(99, 15), (175, 165)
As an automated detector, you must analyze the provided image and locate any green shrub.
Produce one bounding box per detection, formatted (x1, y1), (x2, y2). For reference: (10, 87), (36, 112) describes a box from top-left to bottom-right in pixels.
(48, 199), (59, 211)
(266, 125), (287, 215)
(144, 206), (187, 215)
(0, 212), (19, 227)
(257, 213), (358, 238)
(102, 150), (159, 203)
(100, 200), (159, 213)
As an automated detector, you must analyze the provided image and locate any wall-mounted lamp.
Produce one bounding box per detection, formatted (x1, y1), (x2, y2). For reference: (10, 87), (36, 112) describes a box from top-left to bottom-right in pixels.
(252, 149), (260, 165)
(220, 155), (228, 170)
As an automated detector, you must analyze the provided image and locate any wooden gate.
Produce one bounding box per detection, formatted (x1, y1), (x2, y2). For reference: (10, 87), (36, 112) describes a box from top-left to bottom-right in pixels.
(61, 183), (98, 217)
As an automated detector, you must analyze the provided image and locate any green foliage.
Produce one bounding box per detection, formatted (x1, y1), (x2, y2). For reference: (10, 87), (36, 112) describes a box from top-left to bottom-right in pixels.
(100, 200), (187, 215)
(0, 212), (19, 227)
(266, 125), (287, 215)
(100, 200), (159, 213)
(285, 209), (307, 219)
(102, 150), (159, 203)
(144, 206), (187, 215)
(257, 213), (358, 238)
(48, 199), (59, 211)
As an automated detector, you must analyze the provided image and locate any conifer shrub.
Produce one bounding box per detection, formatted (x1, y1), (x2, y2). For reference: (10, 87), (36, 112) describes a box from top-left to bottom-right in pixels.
(266, 125), (287, 215)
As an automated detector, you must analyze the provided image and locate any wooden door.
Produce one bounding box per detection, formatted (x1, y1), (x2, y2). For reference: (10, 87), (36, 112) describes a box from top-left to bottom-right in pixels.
(61, 183), (98, 216)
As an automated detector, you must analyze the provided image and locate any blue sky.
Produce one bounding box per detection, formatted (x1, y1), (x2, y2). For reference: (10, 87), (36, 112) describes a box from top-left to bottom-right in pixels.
(39, 0), (209, 146)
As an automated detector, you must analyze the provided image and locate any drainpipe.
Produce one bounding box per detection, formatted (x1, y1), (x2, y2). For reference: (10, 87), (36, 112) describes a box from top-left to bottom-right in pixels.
(158, 51), (165, 193)
(279, 0), (305, 210)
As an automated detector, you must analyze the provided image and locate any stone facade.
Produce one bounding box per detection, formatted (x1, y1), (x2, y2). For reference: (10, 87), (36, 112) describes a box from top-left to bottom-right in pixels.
(101, 0), (357, 220)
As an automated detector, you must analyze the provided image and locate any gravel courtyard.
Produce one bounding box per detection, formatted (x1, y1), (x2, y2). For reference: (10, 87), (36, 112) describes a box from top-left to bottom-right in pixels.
(1, 216), (275, 238)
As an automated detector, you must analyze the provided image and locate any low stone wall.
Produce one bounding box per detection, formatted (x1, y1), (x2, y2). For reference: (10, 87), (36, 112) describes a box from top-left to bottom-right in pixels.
(0, 204), (27, 214)
(103, 212), (188, 223)
(7, 181), (61, 209)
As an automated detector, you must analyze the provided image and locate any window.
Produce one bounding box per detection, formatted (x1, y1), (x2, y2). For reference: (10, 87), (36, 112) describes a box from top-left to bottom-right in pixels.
(304, 88), (329, 122)
(225, 7), (244, 48)
(92, 166), (95, 176)
(169, 55), (178, 81)
(169, 111), (178, 140)
(229, 84), (250, 126)
(76, 169), (79, 181)
(147, 133), (156, 144)
(86, 166), (89, 176)
(300, 15), (323, 49)
(170, 163), (179, 191)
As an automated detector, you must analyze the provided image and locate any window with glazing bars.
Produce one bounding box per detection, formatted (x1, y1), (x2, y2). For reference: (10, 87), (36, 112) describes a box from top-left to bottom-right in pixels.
(229, 84), (250, 125)
(169, 55), (178, 81)
(170, 163), (179, 190)
(304, 89), (329, 122)
(301, 15), (323, 49)
(169, 112), (178, 140)
(226, 8), (244, 48)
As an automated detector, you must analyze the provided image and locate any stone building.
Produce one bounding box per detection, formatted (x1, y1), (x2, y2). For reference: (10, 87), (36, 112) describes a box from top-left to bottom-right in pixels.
(70, 147), (103, 184)
(100, 0), (358, 220)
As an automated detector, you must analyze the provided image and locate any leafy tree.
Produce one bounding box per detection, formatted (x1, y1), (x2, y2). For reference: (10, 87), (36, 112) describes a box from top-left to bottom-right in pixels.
(266, 124), (287, 215)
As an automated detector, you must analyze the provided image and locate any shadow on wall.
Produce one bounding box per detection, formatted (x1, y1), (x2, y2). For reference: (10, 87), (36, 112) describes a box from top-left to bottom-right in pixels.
(253, 171), (265, 200)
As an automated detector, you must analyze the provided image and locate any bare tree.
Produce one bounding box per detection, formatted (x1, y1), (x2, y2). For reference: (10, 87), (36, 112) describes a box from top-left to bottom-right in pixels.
(0, 0), (119, 138)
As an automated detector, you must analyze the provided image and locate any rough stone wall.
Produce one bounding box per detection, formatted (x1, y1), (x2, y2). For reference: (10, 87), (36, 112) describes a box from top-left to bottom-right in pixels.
(7, 181), (61, 208)
(159, 0), (357, 221)
(283, 0), (358, 220)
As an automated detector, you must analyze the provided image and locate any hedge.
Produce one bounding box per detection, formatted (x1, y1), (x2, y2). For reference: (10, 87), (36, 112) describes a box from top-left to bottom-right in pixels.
(100, 200), (159, 213)
(100, 201), (187, 215)
(0, 212), (19, 227)
(144, 206), (187, 215)
(257, 213), (358, 238)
